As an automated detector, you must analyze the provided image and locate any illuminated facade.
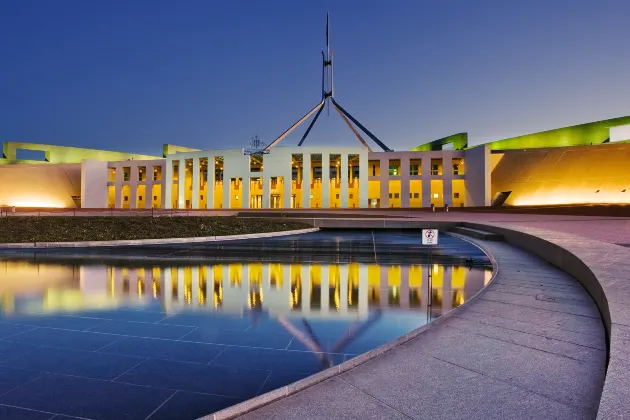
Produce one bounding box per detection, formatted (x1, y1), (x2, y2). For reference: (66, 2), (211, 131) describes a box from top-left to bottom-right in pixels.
(2, 115), (630, 209)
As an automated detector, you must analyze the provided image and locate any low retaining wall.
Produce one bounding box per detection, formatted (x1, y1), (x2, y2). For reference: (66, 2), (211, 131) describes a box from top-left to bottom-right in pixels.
(0, 228), (319, 249)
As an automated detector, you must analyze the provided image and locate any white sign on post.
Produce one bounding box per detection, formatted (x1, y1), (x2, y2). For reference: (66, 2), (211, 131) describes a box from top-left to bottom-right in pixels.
(422, 229), (439, 245)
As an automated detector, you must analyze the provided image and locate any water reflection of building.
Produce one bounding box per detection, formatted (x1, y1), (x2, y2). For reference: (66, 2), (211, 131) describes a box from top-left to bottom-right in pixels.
(0, 261), (490, 317)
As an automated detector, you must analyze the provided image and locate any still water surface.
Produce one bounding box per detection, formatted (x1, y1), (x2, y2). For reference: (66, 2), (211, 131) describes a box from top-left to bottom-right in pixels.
(0, 258), (491, 420)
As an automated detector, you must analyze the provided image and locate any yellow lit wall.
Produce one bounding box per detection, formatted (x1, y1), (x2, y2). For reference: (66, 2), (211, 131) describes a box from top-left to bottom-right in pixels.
(121, 185), (130, 209)
(330, 179), (341, 208)
(430, 179), (444, 207)
(214, 181), (223, 208)
(270, 177), (284, 208)
(310, 179), (322, 208)
(388, 180), (401, 208)
(491, 143), (630, 205)
(368, 180), (380, 208)
(0, 163), (81, 208)
(136, 185), (146, 209)
(410, 180), (422, 208)
(230, 178), (243, 209)
(452, 179), (465, 207)
(107, 185), (115, 208)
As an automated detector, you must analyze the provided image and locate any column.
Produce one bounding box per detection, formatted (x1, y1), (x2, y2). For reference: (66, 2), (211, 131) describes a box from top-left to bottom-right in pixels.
(421, 157), (431, 208)
(379, 266), (388, 308)
(262, 176), (270, 208)
(223, 177), (231, 209)
(340, 154), (349, 208)
(359, 152), (368, 208)
(192, 157), (200, 209)
(242, 176), (250, 209)
(380, 158), (389, 208)
(165, 160), (173, 209)
(400, 265), (410, 309)
(302, 266), (310, 316)
(283, 163), (292, 209)
(162, 267), (172, 312)
(443, 179), (453, 208)
(177, 268), (185, 306)
(145, 171), (153, 210)
(401, 157), (410, 208)
(302, 154), (311, 209)
(114, 164), (123, 208)
(443, 266), (453, 312)
(178, 161), (185, 209)
(129, 166), (138, 209)
(321, 153), (329, 208)
(206, 157), (215, 209)
(191, 267), (199, 308)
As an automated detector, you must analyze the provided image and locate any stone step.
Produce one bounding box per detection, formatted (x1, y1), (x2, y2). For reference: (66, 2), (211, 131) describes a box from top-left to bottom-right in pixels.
(449, 226), (504, 241)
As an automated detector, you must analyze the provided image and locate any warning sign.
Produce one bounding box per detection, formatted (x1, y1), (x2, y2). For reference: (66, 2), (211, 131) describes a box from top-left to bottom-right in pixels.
(422, 229), (439, 245)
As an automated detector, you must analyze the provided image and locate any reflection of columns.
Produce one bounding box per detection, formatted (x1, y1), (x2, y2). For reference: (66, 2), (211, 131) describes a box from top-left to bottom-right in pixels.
(421, 158), (431, 208)
(283, 265), (291, 311)
(359, 265), (368, 316)
(206, 265), (214, 311)
(321, 153), (329, 208)
(321, 264), (329, 314)
(340, 154), (348, 208)
(302, 266), (310, 315)
(178, 161), (186, 209)
(339, 265), (348, 314)
(443, 266), (453, 312)
(359, 153), (368, 208)
(177, 268), (185, 305)
(400, 266), (410, 309)
(191, 267), (199, 307)
(207, 156), (215, 209)
(162, 267), (172, 311)
(302, 155), (311, 208)
(164, 161), (173, 209)
(421, 265), (430, 310)
(379, 266), (388, 307)
(192, 158), (200, 209)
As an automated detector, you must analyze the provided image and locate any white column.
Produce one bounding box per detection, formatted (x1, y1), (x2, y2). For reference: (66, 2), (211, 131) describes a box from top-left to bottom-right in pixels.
(401, 157), (410, 208)
(380, 158), (389, 208)
(178, 160), (186, 209)
(207, 157), (215, 209)
(359, 152), (368, 208)
(283, 168), (292, 209)
(192, 157), (200, 209)
(223, 178), (231, 209)
(165, 160), (173, 209)
(262, 176), (270, 209)
(162, 267), (172, 312)
(145, 170), (153, 210)
(242, 177), (250, 209)
(321, 153), (330, 208)
(302, 154), (311, 209)
(114, 164), (123, 209)
(421, 157), (432, 208)
(129, 166), (138, 209)
(340, 154), (349, 208)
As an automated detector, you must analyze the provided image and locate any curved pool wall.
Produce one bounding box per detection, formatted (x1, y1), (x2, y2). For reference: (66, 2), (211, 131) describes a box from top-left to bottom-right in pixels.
(0, 230), (493, 420)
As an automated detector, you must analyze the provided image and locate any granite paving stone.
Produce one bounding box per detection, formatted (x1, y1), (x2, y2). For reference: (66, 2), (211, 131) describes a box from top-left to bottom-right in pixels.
(146, 391), (242, 420)
(99, 336), (226, 364)
(3, 327), (120, 351)
(87, 319), (195, 340)
(0, 405), (53, 420)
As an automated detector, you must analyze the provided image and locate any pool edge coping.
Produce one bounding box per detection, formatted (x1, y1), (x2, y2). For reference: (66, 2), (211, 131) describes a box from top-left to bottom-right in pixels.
(0, 227), (320, 249)
(200, 232), (500, 420)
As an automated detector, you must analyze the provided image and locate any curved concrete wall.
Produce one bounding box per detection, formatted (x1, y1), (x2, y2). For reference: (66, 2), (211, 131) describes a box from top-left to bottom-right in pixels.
(0, 163), (81, 208)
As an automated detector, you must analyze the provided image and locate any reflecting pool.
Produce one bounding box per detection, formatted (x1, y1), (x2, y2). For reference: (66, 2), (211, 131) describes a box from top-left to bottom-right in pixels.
(0, 259), (491, 420)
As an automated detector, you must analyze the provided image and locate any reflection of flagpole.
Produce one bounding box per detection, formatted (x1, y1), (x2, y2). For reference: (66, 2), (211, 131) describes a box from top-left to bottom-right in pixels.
(276, 316), (333, 367)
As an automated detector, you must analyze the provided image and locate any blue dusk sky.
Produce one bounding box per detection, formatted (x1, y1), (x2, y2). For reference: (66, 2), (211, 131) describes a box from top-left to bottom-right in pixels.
(2, 0), (630, 155)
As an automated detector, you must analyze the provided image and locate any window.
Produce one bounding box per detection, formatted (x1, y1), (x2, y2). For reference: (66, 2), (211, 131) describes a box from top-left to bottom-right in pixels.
(394, 193), (399, 199)
(201, 195), (204, 200)
(409, 165), (419, 176)
(124, 196), (129, 202)
(453, 164), (459, 175)
(153, 196), (158, 200)
(454, 192), (460, 198)
(349, 194), (354, 199)
(388, 193), (392, 198)
(336, 194), (340, 199)
(431, 165), (439, 176)
(372, 165), (376, 176)
(139, 196), (143, 201)
(414, 193), (419, 198)
(388, 165), (399, 176)
(123, 167), (131, 181)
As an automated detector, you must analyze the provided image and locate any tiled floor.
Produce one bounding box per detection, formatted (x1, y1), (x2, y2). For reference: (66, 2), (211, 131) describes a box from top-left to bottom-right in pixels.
(0, 306), (434, 420)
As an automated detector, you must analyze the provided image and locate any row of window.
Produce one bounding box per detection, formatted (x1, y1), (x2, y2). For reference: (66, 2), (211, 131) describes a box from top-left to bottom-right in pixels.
(384, 164), (461, 177)
(387, 192), (461, 199)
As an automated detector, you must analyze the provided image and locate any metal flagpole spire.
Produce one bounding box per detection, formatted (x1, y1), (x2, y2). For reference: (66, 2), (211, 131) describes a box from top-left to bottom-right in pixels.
(262, 13), (392, 153)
